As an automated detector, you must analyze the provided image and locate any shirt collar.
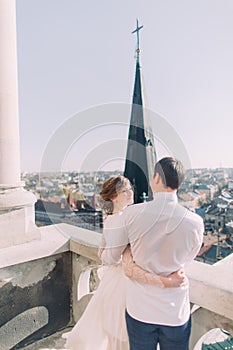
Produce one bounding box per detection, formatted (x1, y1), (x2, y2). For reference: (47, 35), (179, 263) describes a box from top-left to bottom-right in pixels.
(152, 191), (178, 202)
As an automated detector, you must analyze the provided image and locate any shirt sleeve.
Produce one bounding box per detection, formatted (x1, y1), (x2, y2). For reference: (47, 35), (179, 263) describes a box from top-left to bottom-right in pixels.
(185, 217), (204, 265)
(101, 213), (129, 265)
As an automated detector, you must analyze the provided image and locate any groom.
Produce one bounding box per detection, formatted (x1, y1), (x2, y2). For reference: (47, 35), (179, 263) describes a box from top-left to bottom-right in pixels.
(101, 157), (204, 350)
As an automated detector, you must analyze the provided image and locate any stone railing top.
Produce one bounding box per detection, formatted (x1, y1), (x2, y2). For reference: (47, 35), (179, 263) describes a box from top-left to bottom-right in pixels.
(63, 223), (102, 263)
(0, 223), (101, 269)
(186, 254), (233, 320)
(0, 222), (232, 322)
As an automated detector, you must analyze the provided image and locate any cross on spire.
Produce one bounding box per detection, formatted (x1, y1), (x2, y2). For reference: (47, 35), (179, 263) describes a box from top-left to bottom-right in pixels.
(132, 19), (143, 61)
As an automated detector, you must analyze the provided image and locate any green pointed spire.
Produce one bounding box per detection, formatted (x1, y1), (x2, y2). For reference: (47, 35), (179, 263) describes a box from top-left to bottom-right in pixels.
(124, 20), (157, 203)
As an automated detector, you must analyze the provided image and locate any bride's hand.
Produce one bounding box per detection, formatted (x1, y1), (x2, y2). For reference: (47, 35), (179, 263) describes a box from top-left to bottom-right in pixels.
(162, 270), (187, 288)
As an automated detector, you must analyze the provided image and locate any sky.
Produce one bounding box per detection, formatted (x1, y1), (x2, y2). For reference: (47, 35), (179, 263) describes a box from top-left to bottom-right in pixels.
(16, 0), (233, 172)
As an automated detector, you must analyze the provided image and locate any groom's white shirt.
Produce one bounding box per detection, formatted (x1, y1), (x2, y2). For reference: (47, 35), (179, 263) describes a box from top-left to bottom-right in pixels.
(101, 192), (204, 326)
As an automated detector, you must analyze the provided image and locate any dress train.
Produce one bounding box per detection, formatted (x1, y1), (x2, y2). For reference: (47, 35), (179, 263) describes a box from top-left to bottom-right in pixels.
(63, 264), (129, 350)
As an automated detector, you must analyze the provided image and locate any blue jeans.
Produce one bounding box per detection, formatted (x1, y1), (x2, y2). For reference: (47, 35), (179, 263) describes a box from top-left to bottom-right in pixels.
(125, 310), (191, 350)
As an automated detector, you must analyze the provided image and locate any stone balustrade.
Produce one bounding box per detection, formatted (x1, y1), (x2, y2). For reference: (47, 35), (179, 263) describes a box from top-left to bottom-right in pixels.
(187, 254), (233, 348)
(0, 223), (232, 349)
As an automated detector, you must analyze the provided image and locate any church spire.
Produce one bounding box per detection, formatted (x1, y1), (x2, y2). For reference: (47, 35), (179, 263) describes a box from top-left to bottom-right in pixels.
(124, 20), (157, 204)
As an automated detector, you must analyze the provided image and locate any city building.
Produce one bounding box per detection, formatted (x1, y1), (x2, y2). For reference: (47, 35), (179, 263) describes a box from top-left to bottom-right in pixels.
(0, 4), (232, 348)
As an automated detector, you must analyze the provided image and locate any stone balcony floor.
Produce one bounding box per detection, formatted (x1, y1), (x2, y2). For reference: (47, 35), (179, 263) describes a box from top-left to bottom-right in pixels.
(22, 328), (72, 350)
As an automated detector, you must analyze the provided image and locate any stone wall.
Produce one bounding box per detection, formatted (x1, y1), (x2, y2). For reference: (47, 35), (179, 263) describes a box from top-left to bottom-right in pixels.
(0, 252), (72, 349)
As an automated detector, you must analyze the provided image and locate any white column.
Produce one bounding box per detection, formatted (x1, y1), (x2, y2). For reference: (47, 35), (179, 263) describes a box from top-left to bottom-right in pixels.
(0, 0), (40, 248)
(0, 0), (21, 185)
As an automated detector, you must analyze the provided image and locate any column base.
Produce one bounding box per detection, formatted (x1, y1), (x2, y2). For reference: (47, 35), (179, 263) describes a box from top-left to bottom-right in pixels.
(0, 185), (41, 249)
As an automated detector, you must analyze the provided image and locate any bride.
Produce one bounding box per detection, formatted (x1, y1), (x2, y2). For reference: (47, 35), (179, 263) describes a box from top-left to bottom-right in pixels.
(63, 175), (186, 350)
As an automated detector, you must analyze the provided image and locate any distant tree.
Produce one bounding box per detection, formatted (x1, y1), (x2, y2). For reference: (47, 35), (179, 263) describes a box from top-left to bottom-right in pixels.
(198, 198), (206, 207)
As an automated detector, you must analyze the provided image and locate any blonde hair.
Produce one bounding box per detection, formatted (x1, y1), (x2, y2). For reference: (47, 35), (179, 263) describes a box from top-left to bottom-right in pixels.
(100, 175), (131, 215)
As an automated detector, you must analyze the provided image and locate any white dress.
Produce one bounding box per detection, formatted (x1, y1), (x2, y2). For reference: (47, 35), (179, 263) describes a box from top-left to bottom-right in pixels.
(63, 263), (129, 350)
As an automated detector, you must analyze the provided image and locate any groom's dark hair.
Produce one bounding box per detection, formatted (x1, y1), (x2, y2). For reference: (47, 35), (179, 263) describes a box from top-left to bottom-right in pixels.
(154, 157), (185, 190)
